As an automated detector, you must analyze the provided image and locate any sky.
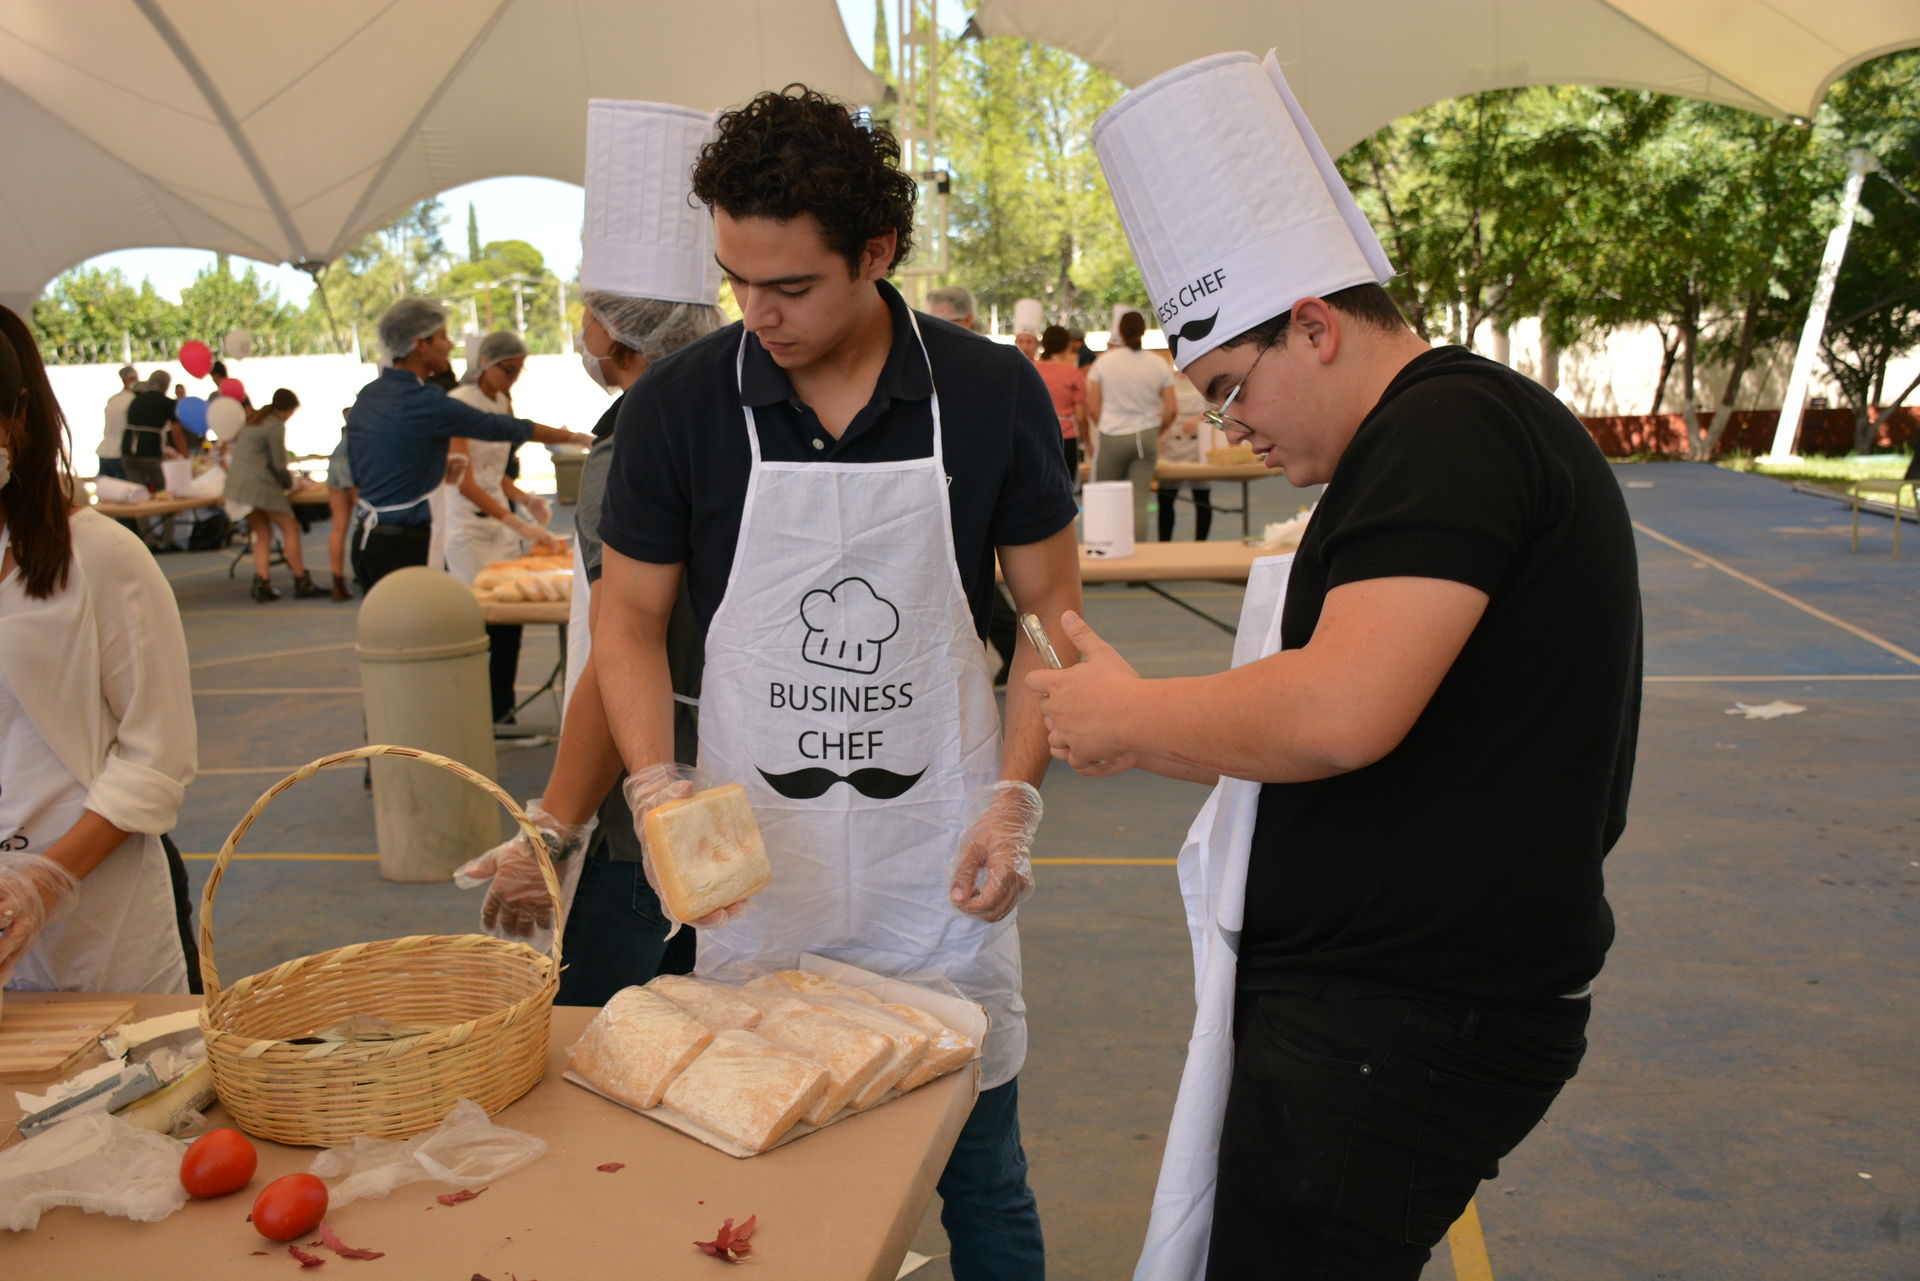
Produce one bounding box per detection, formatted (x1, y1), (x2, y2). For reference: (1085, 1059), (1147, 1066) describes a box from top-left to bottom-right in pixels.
(72, 0), (967, 311)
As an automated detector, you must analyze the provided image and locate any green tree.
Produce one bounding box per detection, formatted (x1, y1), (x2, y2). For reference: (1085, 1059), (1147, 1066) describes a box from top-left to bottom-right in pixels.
(438, 239), (564, 350)
(467, 202), (483, 265)
(176, 262), (304, 354)
(31, 266), (180, 363)
(303, 198), (452, 355)
(935, 32), (1142, 327)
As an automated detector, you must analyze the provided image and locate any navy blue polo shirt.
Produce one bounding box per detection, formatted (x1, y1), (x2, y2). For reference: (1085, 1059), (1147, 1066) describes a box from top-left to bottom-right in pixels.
(344, 366), (537, 527)
(598, 280), (1077, 639)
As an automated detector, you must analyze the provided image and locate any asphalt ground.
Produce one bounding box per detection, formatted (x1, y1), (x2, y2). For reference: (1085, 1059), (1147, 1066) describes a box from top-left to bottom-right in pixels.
(152, 462), (1917, 1280)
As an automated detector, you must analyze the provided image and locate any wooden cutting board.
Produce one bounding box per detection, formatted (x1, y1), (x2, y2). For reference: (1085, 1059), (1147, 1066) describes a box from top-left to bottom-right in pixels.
(0, 999), (137, 1082)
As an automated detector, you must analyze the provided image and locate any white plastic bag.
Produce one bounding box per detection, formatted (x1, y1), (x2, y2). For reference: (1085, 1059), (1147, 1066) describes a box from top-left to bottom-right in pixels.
(307, 1098), (546, 1207)
(0, 1113), (188, 1231)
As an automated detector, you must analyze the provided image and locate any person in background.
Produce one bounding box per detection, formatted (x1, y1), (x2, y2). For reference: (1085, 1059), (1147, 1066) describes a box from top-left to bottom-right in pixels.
(121, 370), (185, 495)
(345, 297), (588, 593)
(1088, 309), (1176, 543)
(446, 329), (557, 737)
(0, 305), (199, 995)
(323, 409), (356, 601)
(206, 361), (227, 400)
(225, 388), (319, 602)
(1014, 329), (1040, 362)
(924, 283), (1022, 685)
(1156, 350), (1213, 542)
(1035, 324), (1088, 481)
(1069, 326), (1096, 369)
(97, 365), (137, 480)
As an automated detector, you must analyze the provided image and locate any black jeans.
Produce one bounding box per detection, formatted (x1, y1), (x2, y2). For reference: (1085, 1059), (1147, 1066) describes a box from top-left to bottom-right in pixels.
(1208, 976), (1589, 1280)
(555, 852), (695, 1006)
(1158, 484), (1212, 541)
(352, 524), (430, 593)
(486, 623), (523, 723)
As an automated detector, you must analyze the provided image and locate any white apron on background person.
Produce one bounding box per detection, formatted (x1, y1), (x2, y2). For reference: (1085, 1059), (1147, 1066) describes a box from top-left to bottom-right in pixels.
(0, 526), (186, 994)
(695, 314), (1025, 1089)
(1134, 553), (1293, 1281)
(445, 391), (527, 586)
(355, 481), (455, 573)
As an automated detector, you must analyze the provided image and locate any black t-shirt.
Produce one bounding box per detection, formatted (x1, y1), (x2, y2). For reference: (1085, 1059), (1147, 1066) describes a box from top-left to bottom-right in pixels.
(122, 390), (176, 458)
(596, 280), (1077, 640)
(1239, 346), (1642, 1007)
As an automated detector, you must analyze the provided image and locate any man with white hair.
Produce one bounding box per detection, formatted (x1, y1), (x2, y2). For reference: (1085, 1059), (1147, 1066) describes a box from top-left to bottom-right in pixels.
(345, 297), (589, 590)
(97, 364), (137, 480)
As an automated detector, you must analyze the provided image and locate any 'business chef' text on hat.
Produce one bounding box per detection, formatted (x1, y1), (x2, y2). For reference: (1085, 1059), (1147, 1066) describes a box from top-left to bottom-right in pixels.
(1092, 51), (1394, 370)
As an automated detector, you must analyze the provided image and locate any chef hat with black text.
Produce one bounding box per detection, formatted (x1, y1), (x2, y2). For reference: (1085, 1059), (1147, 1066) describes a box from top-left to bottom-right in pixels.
(1092, 51), (1394, 369)
(581, 99), (722, 307)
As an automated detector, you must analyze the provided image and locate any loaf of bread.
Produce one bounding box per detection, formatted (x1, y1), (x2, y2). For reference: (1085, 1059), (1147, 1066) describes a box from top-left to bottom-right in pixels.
(568, 987), (713, 1110)
(646, 974), (764, 1032)
(660, 1030), (830, 1153)
(753, 1005), (894, 1125)
(642, 784), (771, 922)
(880, 1003), (977, 1091)
(748, 969), (884, 1007)
(802, 997), (932, 1110)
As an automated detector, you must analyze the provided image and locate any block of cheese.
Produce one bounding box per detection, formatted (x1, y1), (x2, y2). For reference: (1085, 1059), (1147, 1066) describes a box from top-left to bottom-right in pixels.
(645, 975), (763, 1032)
(568, 987), (713, 1110)
(804, 997), (932, 1110)
(748, 969), (884, 1007)
(643, 784), (771, 922)
(881, 1003), (977, 1091)
(660, 1030), (830, 1153)
(754, 1005), (894, 1126)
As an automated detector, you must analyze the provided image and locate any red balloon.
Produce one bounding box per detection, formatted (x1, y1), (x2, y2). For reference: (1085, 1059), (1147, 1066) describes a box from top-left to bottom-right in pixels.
(179, 340), (213, 379)
(218, 377), (246, 402)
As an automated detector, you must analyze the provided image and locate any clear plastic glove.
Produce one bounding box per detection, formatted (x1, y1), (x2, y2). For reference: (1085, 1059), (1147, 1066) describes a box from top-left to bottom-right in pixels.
(621, 764), (744, 933)
(949, 780), (1041, 922)
(0, 853), (81, 980)
(0, 1113), (189, 1231)
(504, 515), (556, 546)
(521, 494), (553, 527)
(452, 802), (595, 948)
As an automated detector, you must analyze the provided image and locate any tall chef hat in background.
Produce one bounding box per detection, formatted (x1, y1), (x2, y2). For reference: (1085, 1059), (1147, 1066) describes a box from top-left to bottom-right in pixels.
(1012, 298), (1044, 335)
(581, 99), (721, 305)
(1092, 51), (1394, 370)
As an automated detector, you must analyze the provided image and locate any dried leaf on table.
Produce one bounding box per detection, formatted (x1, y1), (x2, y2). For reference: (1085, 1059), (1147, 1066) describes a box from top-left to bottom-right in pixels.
(694, 1214), (758, 1263)
(436, 1186), (489, 1206)
(595, 1162), (626, 1173)
(288, 1243), (327, 1267)
(318, 1222), (386, 1259)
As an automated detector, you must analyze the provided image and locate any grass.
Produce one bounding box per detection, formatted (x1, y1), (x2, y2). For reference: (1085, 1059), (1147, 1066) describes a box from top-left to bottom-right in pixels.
(1714, 452), (1911, 490)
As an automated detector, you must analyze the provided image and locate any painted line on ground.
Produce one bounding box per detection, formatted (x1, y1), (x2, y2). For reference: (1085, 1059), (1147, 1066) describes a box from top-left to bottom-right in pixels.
(189, 641), (356, 670)
(193, 687), (360, 695)
(181, 853), (380, 861)
(1645, 674), (1920, 682)
(164, 543), (329, 582)
(1632, 521), (1920, 668)
(1448, 1198), (1495, 1281)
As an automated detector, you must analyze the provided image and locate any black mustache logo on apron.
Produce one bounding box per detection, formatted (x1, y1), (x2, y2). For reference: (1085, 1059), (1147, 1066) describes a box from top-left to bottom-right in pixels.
(1164, 310), (1218, 361)
(758, 765), (927, 800)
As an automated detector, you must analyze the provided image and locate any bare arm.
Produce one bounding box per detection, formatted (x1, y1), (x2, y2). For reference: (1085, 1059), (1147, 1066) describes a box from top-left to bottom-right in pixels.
(530, 422), (592, 447)
(1032, 577), (1489, 783)
(1157, 385), (1178, 437)
(1086, 380), (1103, 430)
(593, 546), (684, 774)
(995, 526), (1083, 786)
(40, 811), (133, 882)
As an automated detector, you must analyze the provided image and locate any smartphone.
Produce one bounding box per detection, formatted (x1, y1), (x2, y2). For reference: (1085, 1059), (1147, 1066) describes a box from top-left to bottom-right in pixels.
(1020, 613), (1064, 669)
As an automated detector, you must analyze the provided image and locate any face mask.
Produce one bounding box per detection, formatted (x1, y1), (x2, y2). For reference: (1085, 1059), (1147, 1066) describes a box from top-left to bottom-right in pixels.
(578, 335), (614, 394)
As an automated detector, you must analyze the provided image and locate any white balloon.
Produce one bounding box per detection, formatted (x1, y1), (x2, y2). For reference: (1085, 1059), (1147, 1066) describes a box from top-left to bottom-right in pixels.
(223, 329), (253, 359)
(206, 396), (247, 439)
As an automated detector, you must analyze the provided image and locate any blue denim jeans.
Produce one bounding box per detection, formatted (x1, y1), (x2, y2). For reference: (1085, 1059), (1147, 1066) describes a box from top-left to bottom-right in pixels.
(555, 853), (694, 1007)
(936, 1076), (1046, 1280)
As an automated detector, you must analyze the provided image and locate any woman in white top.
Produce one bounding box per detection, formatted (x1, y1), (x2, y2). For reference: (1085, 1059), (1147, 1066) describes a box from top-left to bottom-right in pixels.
(1088, 309), (1177, 543)
(1155, 353), (1215, 541)
(447, 330), (555, 730)
(0, 306), (198, 994)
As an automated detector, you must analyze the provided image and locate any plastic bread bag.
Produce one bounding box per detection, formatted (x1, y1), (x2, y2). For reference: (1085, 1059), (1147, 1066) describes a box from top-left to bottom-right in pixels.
(0, 1113), (189, 1231)
(620, 764), (755, 936)
(308, 1098), (546, 1207)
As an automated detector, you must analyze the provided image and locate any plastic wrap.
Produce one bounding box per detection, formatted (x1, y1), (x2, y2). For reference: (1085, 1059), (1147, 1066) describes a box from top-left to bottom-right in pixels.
(306, 1098), (546, 1207)
(0, 1113), (188, 1231)
(658, 1030), (829, 1154)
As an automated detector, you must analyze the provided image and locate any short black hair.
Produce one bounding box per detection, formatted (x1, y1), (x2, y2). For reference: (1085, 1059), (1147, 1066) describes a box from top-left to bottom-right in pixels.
(692, 84), (917, 273)
(1040, 324), (1070, 356)
(1219, 283), (1406, 352)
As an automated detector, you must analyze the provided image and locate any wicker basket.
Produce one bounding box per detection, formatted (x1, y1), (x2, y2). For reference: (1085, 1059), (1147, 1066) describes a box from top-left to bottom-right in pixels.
(197, 745), (562, 1146)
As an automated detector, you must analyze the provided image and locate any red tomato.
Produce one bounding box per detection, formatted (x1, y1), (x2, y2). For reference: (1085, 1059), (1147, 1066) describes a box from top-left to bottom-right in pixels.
(179, 1127), (258, 1198)
(251, 1173), (329, 1242)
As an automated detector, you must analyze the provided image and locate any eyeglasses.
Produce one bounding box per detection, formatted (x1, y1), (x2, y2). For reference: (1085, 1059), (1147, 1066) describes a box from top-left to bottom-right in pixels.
(1200, 338), (1276, 436)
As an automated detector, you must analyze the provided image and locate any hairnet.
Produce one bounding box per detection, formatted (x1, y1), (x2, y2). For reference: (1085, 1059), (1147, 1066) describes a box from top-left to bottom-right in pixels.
(377, 297), (448, 361)
(461, 330), (529, 384)
(583, 291), (725, 363)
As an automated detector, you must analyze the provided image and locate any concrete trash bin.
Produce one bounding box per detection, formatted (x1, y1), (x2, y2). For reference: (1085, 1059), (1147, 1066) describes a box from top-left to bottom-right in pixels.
(550, 449), (587, 505)
(356, 567), (501, 882)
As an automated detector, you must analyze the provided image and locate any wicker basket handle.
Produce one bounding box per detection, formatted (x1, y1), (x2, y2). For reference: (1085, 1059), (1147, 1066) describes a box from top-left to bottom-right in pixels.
(198, 744), (564, 996)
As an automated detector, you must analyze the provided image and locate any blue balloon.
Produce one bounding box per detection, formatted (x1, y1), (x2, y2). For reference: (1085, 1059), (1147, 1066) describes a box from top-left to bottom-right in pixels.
(175, 395), (209, 435)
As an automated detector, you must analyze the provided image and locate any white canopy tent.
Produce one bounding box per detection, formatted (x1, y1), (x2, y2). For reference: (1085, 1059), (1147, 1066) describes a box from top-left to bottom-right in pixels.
(0, 0), (883, 316)
(970, 0), (1920, 156)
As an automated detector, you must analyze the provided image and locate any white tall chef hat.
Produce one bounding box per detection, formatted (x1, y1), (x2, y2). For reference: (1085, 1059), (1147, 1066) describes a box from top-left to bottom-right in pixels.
(1092, 51), (1394, 369)
(1012, 298), (1044, 335)
(581, 99), (722, 306)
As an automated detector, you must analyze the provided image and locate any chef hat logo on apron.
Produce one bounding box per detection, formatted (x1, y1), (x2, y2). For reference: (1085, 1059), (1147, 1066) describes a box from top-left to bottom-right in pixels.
(799, 576), (899, 675)
(1091, 50), (1395, 371)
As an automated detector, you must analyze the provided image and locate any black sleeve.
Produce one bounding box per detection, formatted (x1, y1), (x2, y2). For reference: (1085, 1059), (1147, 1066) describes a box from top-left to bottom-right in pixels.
(990, 350), (1079, 547)
(597, 375), (691, 566)
(1319, 379), (1541, 596)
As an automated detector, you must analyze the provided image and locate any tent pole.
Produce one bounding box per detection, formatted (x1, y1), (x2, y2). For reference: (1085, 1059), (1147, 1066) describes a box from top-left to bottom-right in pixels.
(1762, 149), (1876, 463)
(298, 261), (346, 356)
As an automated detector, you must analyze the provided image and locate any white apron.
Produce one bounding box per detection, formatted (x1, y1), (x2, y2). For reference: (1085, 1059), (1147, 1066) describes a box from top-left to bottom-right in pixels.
(695, 316), (1024, 1089)
(355, 481), (453, 572)
(0, 526), (186, 994)
(1134, 553), (1293, 1281)
(445, 432), (525, 586)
